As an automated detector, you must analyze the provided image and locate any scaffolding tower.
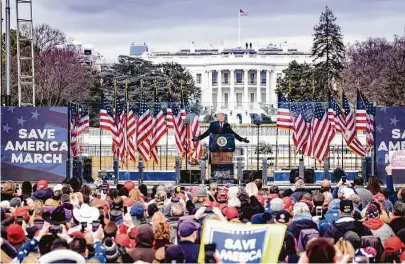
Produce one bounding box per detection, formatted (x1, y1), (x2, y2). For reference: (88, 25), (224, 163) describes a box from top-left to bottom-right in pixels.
(16, 0), (35, 106)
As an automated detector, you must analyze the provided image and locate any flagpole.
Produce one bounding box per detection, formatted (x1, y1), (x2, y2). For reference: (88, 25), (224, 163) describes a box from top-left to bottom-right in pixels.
(99, 79), (103, 171)
(238, 10), (241, 47)
(113, 80), (119, 185)
(152, 79), (157, 171)
(288, 80), (292, 170)
(125, 80), (129, 169)
(68, 102), (72, 181)
(166, 80), (171, 171)
(138, 79), (144, 183)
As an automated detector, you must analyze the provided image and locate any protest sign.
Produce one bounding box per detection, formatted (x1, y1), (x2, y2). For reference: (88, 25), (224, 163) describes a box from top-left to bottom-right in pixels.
(375, 106), (405, 183)
(198, 219), (286, 263)
(1, 107), (68, 182)
(389, 150), (405, 170)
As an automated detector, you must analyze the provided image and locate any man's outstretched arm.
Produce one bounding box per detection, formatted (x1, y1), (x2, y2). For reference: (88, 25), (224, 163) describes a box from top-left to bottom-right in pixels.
(226, 124), (249, 143)
(194, 122), (213, 141)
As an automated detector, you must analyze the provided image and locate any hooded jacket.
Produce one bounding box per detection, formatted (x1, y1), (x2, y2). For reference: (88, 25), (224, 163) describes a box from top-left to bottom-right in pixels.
(390, 216), (405, 233)
(363, 218), (395, 245)
(287, 212), (318, 240)
(323, 216), (372, 242)
(124, 224), (156, 263)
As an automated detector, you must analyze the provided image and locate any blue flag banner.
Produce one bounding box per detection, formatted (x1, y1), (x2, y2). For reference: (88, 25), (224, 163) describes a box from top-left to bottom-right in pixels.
(375, 106), (405, 183)
(198, 219), (286, 263)
(1, 107), (68, 182)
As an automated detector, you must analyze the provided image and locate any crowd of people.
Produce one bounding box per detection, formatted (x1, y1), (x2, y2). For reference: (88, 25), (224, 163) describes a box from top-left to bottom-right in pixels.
(1, 166), (405, 263)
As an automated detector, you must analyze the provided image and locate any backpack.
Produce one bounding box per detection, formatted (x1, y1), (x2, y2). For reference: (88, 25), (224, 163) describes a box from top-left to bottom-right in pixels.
(361, 235), (383, 261)
(297, 229), (320, 252)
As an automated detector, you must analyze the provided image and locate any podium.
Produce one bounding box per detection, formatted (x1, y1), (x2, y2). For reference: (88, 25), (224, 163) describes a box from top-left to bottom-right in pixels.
(209, 134), (235, 184)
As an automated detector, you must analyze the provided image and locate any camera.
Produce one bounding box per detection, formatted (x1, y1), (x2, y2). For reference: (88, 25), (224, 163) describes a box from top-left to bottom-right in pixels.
(81, 222), (87, 231)
(49, 225), (62, 234)
(16, 216), (24, 226)
(205, 243), (216, 263)
(92, 220), (100, 232)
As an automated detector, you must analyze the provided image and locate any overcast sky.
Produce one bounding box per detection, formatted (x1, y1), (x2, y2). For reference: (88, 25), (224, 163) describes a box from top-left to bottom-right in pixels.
(11, 0), (405, 60)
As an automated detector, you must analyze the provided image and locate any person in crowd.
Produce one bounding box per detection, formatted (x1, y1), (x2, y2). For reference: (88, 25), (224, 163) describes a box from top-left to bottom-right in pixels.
(290, 180), (311, 202)
(324, 199), (372, 241)
(245, 182), (259, 197)
(320, 179), (332, 193)
(193, 184), (208, 210)
(368, 176), (381, 195)
(353, 176), (372, 209)
(254, 179), (263, 191)
(390, 201), (405, 233)
(207, 183), (218, 202)
(300, 238), (337, 263)
(1, 181), (17, 201)
(130, 202), (146, 226)
(270, 198), (284, 219)
(21, 181), (33, 200)
(152, 212), (172, 249)
(177, 221), (200, 263)
(164, 245), (185, 263)
(335, 240), (355, 263)
(287, 202), (318, 240)
(363, 203), (395, 245)
(146, 203), (159, 222)
(123, 224), (156, 263)
(381, 236), (404, 263)
(128, 188), (143, 203)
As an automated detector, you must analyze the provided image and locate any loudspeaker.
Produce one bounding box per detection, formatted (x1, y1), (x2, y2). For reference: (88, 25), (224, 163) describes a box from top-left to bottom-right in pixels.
(180, 170), (201, 184)
(242, 170), (262, 184)
(289, 168), (315, 184)
(83, 157), (93, 182)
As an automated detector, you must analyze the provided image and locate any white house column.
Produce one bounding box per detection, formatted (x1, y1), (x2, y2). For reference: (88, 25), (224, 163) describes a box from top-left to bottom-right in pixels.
(208, 70), (213, 105)
(256, 69), (261, 104)
(244, 69), (249, 110)
(266, 70), (271, 104)
(270, 70), (277, 106)
(217, 70), (222, 110)
(230, 70), (235, 110)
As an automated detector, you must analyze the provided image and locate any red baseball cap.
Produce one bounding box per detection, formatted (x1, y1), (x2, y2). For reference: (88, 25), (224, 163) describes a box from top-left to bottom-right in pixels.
(14, 207), (30, 223)
(282, 197), (294, 209)
(116, 234), (131, 248)
(255, 195), (265, 206)
(70, 231), (85, 238)
(37, 180), (48, 189)
(7, 224), (25, 244)
(223, 207), (239, 220)
(217, 191), (228, 202)
(202, 199), (212, 208)
(124, 181), (135, 191)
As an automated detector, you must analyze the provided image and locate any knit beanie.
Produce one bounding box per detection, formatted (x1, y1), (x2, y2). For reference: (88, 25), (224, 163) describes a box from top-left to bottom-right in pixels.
(104, 237), (119, 262)
(365, 204), (379, 219)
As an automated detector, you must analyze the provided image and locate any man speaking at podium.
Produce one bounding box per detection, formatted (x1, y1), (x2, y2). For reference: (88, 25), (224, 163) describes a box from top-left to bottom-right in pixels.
(192, 112), (249, 143)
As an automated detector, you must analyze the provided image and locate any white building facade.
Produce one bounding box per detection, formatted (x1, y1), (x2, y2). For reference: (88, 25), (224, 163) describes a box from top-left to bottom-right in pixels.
(134, 43), (312, 123)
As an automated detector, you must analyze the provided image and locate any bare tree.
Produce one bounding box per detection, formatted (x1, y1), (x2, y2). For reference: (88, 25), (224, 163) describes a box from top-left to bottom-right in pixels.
(342, 36), (405, 106)
(21, 23), (67, 52)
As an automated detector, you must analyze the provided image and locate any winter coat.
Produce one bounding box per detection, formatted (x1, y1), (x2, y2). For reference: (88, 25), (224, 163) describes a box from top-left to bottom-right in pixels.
(124, 225), (156, 263)
(390, 217), (405, 233)
(323, 217), (372, 242)
(290, 188), (311, 202)
(179, 240), (200, 263)
(354, 186), (373, 209)
(363, 218), (395, 245)
(287, 213), (318, 240)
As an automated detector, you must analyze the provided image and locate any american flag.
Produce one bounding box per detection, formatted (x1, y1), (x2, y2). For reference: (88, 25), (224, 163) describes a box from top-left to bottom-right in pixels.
(240, 9), (249, 16)
(291, 102), (312, 154)
(328, 95), (346, 134)
(100, 94), (115, 132)
(137, 98), (152, 161)
(127, 105), (137, 162)
(276, 92), (293, 130)
(118, 101), (127, 162)
(151, 94), (167, 164)
(310, 102), (334, 161)
(356, 89), (367, 131)
(365, 100), (375, 152)
(166, 99), (175, 130)
(112, 97), (122, 157)
(189, 115), (203, 161)
(69, 103), (79, 157)
(78, 106), (89, 135)
(171, 102), (184, 155)
(343, 93), (366, 157)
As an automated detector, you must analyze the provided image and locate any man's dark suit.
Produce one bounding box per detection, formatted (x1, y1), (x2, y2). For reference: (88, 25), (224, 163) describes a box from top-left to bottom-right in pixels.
(196, 121), (248, 142)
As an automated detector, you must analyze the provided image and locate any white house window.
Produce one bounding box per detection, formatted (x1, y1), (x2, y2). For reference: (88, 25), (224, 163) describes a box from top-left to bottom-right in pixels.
(249, 72), (255, 84)
(236, 93), (242, 107)
(212, 71), (218, 85)
(236, 71), (243, 84)
(223, 72), (229, 84)
(196, 73), (202, 84)
(250, 93), (255, 103)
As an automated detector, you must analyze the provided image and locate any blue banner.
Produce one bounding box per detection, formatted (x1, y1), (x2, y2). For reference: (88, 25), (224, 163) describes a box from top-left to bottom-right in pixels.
(375, 106), (405, 183)
(1, 107), (68, 182)
(198, 219), (286, 263)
